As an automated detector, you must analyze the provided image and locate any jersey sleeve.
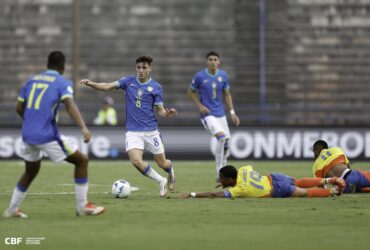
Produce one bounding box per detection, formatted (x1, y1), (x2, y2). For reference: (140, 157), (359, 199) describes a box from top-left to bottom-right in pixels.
(117, 77), (128, 90)
(18, 85), (27, 102)
(222, 71), (230, 91)
(227, 186), (242, 199)
(61, 81), (74, 100)
(154, 85), (163, 106)
(189, 74), (200, 91)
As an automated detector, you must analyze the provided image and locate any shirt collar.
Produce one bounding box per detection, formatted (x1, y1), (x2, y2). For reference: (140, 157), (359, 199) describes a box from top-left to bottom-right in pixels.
(136, 76), (152, 85)
(205, 68), (219, 77)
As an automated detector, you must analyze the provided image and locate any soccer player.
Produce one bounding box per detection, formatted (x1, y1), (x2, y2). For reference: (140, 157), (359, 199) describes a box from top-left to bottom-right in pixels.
(80, 55), (177, 197)
(3, 51), (105, 218)
(181, 165), (345, 199)
(312, 140), (370, 193)
(187, 51), (240, 178)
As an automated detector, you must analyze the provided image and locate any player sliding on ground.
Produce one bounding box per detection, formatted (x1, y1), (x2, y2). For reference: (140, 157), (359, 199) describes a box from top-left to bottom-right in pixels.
(181, 165), (345, 199)
(3, 51), (105, 218)
(312, 140), (370, 193)
(80, 56), (177, 197)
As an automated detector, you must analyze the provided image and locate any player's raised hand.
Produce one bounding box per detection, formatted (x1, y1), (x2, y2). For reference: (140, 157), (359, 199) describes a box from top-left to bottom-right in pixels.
(166, 108), (178, 117)
(80, 79), (93, 87)
(231, 114), (240, 127)
(81, 127), (91, 143)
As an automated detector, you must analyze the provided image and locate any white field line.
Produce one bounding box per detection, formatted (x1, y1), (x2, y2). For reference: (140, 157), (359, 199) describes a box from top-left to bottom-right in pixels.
(0, 185), (139, 195)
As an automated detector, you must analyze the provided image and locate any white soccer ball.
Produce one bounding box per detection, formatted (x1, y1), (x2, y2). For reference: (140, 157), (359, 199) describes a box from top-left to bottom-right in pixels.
(112, 180), (131, 198)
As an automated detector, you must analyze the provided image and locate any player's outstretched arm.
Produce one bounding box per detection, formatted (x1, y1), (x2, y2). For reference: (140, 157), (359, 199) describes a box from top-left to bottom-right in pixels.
(155, 105), (178, 118)
(80, 79), (117, 91)
(181, 192), (226, 198)
(63, 98), (91, 143)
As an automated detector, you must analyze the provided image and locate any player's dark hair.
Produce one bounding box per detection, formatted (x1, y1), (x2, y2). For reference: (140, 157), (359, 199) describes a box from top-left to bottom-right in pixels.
(219, 165), (238, 179)
(206, 51), (220, 59)
(47, 51), (65, 70)
(313, 140), (328, 150)
(136, 55), (153, 65)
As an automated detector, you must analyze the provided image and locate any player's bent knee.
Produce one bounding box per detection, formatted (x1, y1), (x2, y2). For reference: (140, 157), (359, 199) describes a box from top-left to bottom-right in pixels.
(215, 132), (226, 141)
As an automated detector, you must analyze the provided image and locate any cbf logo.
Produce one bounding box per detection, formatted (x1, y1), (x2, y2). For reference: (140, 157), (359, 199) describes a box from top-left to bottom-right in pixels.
(136, 89), (143, 108)
(5, 237), (22, 245)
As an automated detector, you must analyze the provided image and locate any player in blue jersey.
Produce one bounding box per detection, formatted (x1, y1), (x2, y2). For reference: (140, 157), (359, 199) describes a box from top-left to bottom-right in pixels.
(3, 51), (105, 218)
(187, 51), (240, 179)
(80, 55), (177, 197)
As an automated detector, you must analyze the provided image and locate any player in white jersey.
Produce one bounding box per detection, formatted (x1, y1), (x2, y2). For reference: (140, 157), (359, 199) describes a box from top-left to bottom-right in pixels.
(187, 51), (240, 180)
(80, 56), (177, 197)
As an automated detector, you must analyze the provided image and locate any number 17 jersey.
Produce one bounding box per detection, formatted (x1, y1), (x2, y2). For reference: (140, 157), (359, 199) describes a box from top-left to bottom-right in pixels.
(18, 70), (74, 144)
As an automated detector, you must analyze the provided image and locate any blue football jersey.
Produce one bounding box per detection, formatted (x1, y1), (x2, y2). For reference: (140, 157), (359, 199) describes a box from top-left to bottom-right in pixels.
(116, 76), (163, 131)
(190, 68), (230, 117)
(18, 70), (74, 144)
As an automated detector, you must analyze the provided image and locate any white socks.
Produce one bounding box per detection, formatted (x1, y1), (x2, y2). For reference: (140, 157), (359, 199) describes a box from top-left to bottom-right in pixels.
(143, 165), (165, 183)
(75, 183), (88, 209)
(215, 138), (226, 175)
(8, 185), (27, 213)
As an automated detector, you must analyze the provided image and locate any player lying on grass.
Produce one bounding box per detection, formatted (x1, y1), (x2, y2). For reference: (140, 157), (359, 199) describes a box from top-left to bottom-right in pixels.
(312, 140), (370, 193)
(181, 165), (345, 199)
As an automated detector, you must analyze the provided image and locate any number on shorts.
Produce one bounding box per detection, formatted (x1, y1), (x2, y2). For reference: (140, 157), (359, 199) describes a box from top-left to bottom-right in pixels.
(153, 138), (160, 147)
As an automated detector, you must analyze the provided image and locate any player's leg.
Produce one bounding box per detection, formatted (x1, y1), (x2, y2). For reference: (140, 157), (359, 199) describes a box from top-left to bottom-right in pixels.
(201, 116), (226, 177)
(153, 153), (175, 191)
(3, 160), (41, 218)
(127, 148), (167, 197)
(3, 142), (43, 218)
(355, 170), (370, 192)
(218, 116), (231, 168)
(290, 187), (333, 197)
(65, 151), (105, 216)
(44, 136), (104, 216)
(144, 130), (174, 193)
(294, 177), (345, 189)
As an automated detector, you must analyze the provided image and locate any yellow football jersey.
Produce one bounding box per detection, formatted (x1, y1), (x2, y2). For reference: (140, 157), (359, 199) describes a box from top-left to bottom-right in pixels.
(228, 166), (272, 198)
(312, 147), (349, 178)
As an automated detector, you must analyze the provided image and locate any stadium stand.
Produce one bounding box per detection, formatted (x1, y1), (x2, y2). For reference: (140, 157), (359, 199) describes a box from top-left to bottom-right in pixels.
(0, 0), (369, 126)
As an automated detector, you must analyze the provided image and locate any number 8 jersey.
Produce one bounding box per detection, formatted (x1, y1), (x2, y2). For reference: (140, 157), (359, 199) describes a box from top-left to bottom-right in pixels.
(18, 70), (73, 144)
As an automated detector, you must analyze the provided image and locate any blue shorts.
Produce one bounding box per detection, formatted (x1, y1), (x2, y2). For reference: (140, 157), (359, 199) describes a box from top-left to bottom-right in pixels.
(270, 173), (296, 198)
(344, 170), (370, 193)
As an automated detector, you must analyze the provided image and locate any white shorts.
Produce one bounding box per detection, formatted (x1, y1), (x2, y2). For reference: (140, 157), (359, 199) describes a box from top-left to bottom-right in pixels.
(201, 115), (231, 139)
(125, 130), (165, 154)
(19, 135), (78, 163)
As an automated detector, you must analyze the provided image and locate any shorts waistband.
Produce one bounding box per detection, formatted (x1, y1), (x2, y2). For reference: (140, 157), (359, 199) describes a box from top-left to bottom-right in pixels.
(341, 169), (352, 180)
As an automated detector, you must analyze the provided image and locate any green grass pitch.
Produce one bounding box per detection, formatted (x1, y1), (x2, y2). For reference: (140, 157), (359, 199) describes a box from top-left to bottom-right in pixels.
(1, 160), (369, 250)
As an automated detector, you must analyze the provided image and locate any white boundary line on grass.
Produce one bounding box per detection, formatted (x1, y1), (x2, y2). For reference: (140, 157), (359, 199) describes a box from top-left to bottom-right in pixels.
(0, 185), (139, 195)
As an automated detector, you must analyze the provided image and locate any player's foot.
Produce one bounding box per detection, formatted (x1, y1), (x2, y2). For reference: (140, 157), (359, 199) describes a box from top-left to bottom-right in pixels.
(167, 167), (175, 191)
(2, 208), (27, 218)
(160, 178), (168, 197)
(326, 177), (346, 190)
(76, 202), (106, 216)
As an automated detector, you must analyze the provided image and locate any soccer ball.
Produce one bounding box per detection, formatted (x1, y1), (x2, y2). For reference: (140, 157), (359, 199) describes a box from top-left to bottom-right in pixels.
(112, 180), (131, 198)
